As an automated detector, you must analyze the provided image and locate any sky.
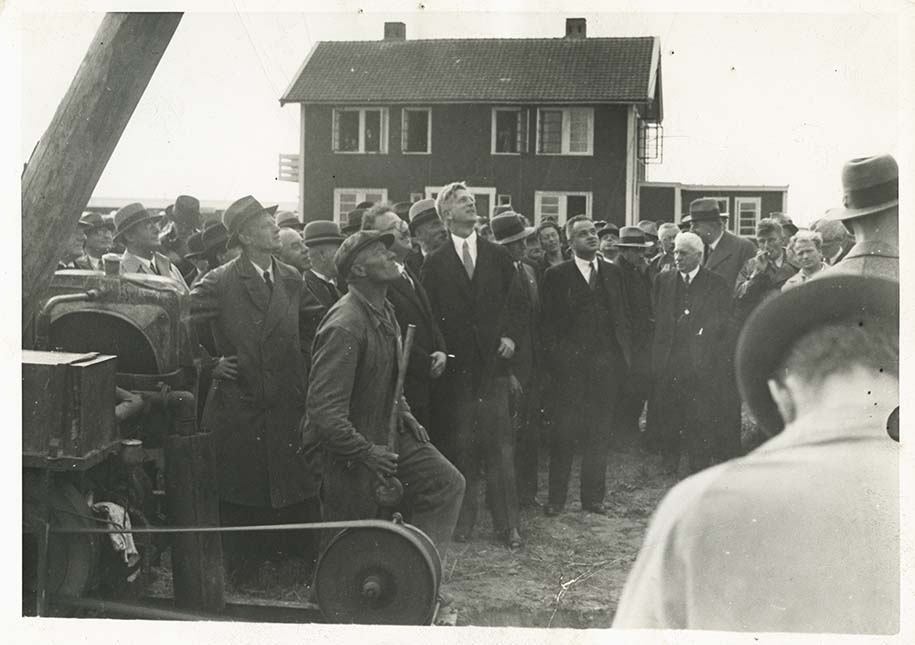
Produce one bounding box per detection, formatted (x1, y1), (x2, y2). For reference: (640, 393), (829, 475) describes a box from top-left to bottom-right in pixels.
(12, 1), (910, 224)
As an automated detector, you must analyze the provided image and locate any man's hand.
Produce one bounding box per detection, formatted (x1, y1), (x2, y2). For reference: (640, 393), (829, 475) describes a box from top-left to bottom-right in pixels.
(508, 373), (524, 398)
(212, 355), (239, 380)
(363, 444), (398, 478)
(748, 251), (770, 277)
(497, 336), (516, 359)
(429, 351), (447, 379)
(402, 413), (430, 443)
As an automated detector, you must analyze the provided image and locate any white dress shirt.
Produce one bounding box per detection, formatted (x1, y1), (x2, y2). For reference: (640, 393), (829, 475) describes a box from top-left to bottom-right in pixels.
(249, 257), (274, 284)
(679, 265), (700, 284)
(451, 230), (478, 265)
(573, 254), (598, 283)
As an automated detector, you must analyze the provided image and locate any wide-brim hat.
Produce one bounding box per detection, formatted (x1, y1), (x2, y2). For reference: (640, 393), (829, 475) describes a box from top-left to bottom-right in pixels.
(187, 222), (230, 258)
(222, 195), (278, 245)
(736, 274), (899, 438)
(491, 212), (536, 245)
(681, 198), (728, 225)
(392, 202), (412, 223)
(113, 202), (162, 242)
(78, 211), (115, 232)
(275, 210), (304, 231)
(597, 223), (620, 240)
(616, 225), (652, 248)
(341, 208), (367, 234)
(304, 220), (346, 247)
(184, 231), (205, 259)
(637, 220), (659, 239)
(408, 199), (440, 235)
(829, 153), (898, 221)
(334, 230), (395, 281)
(173, 194), (201, 227)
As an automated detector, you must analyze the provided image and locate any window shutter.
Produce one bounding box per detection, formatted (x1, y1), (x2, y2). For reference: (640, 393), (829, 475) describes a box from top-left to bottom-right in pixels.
(332, 109), (340, 152)
(519, 109), (529, 153)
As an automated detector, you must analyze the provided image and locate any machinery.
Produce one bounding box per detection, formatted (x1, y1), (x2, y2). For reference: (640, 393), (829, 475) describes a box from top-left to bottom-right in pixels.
(22, 258), (442, 625)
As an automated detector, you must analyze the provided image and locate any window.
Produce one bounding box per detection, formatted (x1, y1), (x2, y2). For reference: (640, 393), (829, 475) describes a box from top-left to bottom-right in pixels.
(402, 108), (431, 154)
(333, 188), (388, 225)
(536, 108), (593, 155)
(533, 191), (592, 226)
(491, 108), (528, 154)
(332, 108), (388, 154)
(735, 197), (761, 237)
(497, 194), (512, 206)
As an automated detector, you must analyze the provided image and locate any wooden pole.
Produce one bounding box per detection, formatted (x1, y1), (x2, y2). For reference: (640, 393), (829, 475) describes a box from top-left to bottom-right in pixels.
(21, 12), (183, 342)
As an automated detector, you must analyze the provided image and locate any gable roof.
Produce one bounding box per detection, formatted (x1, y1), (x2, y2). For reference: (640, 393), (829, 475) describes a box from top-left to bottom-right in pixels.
(281, 36), (662, 113)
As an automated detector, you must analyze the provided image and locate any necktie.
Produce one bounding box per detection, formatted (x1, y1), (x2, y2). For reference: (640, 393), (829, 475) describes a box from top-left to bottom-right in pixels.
(703, 244), (711, 265)
(149, 260), (160, 276)
(264, 270), (273, 292)
(325, 280), (339, 303)
(462, 239), (475, 280)
(588, 261), (598, 290)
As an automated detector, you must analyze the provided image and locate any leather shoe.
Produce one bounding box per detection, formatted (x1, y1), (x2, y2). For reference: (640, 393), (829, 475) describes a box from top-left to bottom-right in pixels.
(582, 502), (608, 515)
(543, 503), (562, 517)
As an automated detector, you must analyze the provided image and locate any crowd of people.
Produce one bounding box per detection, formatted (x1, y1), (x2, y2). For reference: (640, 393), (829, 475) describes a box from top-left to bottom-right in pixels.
(57, 152), (900, 631)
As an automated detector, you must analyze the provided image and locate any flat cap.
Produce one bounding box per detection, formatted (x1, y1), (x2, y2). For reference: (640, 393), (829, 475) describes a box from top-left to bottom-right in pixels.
(334, 230), (395, 281)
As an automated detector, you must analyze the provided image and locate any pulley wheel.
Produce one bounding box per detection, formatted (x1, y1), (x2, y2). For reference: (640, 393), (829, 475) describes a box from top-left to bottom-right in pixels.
(22, 472), (99, 598)
(315, 524), (439, 624)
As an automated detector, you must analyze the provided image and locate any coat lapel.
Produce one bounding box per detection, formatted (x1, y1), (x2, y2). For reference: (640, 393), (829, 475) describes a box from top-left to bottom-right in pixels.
(262, 267), (295, 339)
(443, 239), (474, 296)
(705, 235), (733, 272)
(238, 257), (270, 312)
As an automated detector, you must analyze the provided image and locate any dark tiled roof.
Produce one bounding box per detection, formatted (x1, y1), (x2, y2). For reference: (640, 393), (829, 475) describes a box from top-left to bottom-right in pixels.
(281, 37), (658, 105)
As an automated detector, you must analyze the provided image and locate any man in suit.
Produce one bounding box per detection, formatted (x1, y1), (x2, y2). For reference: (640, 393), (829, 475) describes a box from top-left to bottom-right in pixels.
(74, 211), (115, 270)
(649, 232), (734, 474)
(114, 202), (189, 290)
(299, 221), (345, 371)
(421, 181), (527, 549)
(277, 227), (311, 274)
(361, 202), (448, 434)
(648, 222), (679, 280)
(492, 212), (543, 508)
(58, 225), (88, 270)
(684, 198), (756, 289)
(405, 198), (448, 276)
(734, 218), (798, 325)
(541, 216), (631, 516)
(190, 195), (320, 584)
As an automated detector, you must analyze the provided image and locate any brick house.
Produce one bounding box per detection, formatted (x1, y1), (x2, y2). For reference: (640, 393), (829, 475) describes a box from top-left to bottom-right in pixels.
(280, 18), (663, 227)
(639, 182), (789, 236)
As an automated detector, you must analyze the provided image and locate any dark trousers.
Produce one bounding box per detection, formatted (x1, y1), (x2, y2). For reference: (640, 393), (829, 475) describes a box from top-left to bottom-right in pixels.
(219, 497), (322, 574)
(654, 371), (714, 473)
(446, 372), (519, 536)
(512, 372), (541, 503)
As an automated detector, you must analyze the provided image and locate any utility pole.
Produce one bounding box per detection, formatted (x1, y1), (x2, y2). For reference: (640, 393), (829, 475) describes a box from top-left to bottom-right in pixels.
(21, 12), (183, 342)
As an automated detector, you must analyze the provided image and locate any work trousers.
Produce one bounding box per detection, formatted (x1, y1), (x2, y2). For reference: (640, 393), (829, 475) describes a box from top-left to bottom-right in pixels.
(446, 372), (520, 536)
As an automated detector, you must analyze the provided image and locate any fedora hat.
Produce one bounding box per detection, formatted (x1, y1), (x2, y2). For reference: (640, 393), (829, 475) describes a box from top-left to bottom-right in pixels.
(113, 202), (162, 242)
(637, 220), (659, 239)
(597, 223), (620, 240)
(186, 222), (230, 258)
(736, 274), (898, 437)
(275, 210), (304, 230)
(681, 198), (727, 225)
(830, 153), (898, 221)
(303, 220), (345, 247)
(334, 230), (395, 281)
(408, 198), (440, 235)
(184, 231), (205, 259)
(173, 195), (201, 228)
(491, 212), (536, 245)
(341, 208), (367, 235)
(78, 211), (115, 231)
(616, 226), (652, 248)
(222, 195), (278, 245)
(392, 201), (412, 223)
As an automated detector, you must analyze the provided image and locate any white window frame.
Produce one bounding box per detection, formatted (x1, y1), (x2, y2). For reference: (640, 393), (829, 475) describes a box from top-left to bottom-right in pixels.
(497, 194), (512, 206)
(332, 107), (389, 154)
(491, 107), (528, 155)
(401, 107), (432, 155)
(425, 186), (498, 219)
(333, 188), (388, 226)
(533, 191), (593, 226)
(734, 196), (762, 237)
(535, 107), (594, 156)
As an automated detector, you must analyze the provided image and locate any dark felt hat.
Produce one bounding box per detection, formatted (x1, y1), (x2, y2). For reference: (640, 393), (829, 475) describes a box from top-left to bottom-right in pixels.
(342, 208), (367, 235)
(491, 212), (536, 245)
(275, 210), (304, 231)
(829, 153), (898, 221)
(392, 202), (412, 223)
(113, 202), (162, 242)
(637, 220), (659, 239)
(78, 211), (115, 231)
(355, 200), (375, 210)
(681, 198), (727, 224)
(184, 231), (205, 259)
(187, 222), (230, 258)
(173, 195), (201, 227)
(597, 223), (620, 240)
(222, 195), (278, 245)
(303, 220), (345, 247)
(615, 226), (652, 248)
(334, 230), (395, 281)
(408, 199), (440, 235)
(736, 274), (899, 437)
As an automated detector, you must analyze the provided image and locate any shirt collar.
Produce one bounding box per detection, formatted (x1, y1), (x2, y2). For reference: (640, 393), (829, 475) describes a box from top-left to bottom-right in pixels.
(125, 251), (154, 271)
(451, 230), (477, 256)
(708, 230), (724, 251)
(573, 254), (597, 273)
(680, 265), (700, 282)
(249, 257), (273, 279)
(310, 268), (334, 285)
(348, 285), (398, 334)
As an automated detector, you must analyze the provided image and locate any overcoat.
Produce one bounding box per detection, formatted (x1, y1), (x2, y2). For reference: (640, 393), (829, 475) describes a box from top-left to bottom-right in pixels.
(190, 255), (317, 508)
(703, 231), (756, 289)
(299, 269), (340, 368)
(120, 250), (189, 290)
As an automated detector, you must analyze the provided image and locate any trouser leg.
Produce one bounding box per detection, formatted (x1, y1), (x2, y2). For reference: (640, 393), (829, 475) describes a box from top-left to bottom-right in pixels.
(579, 399), (610, 507)
(479, 376), (519, 533)
(450, 377), (480, 537)
(514, 377), (540, 502)
(547, 398), (577, 508)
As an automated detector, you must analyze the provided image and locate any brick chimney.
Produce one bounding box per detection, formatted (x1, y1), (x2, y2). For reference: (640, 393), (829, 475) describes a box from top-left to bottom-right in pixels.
(565, 18), (586, 39)
(384, 22), (406, 41)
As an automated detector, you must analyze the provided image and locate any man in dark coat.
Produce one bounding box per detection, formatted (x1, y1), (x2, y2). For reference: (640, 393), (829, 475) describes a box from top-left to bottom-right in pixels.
(734, 218), (798, 326)
(649, 231), (735, 474)
(361, 202), (448, 435)
(190, 195), (320, 582)
(541, 216), (632, 516)
(405, 198), (449, 277)
(684, 198), (757, 289)
(421, 181), (527, 548)
(300, 231), (464, 561)
(299, 221), (345, 371)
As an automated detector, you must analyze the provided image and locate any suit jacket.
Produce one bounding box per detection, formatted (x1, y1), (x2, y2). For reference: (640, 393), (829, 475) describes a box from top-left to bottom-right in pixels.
(509, 260), (541, 388)
(704, 231), (757, 289)
(386, 265), (447, 416)
(190, 255), (317, 507)
(299, 269), (341, 369)
(120, 250), (189, 290)
(404, 248), (425, 278)
(540, 257), (632, 380)
(421, 235), (527, 390)
(734, 252), (798, 324)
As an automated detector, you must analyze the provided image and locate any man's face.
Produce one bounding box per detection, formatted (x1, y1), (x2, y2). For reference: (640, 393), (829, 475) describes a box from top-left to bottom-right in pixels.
(310, 242), (341, 277)
(659, 229), (677, 254)
(689, 219), (719, 245)
(444, 188), (478, 228)
(85, 227), (113, 256)
(539, 227), (561, 254)
(757, 232), (783, 260)
(277, 229), (310, 271)
(414, 217), (447, 254)
(353, 241), (400, 283)
(620, 247), (645, 265)
(569, 220), (599, 258)
(505, 238), (526, 262)
(674, 241), (702, 273)
(125, 219), (161, 253)
(240, 213), (281, 254)
(793, 240), (823, 271)
(374, 212), (413, 260)
(66, 228), (87, 258)
(523, 235), (543, 264)
(599, 236), (619, 260)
